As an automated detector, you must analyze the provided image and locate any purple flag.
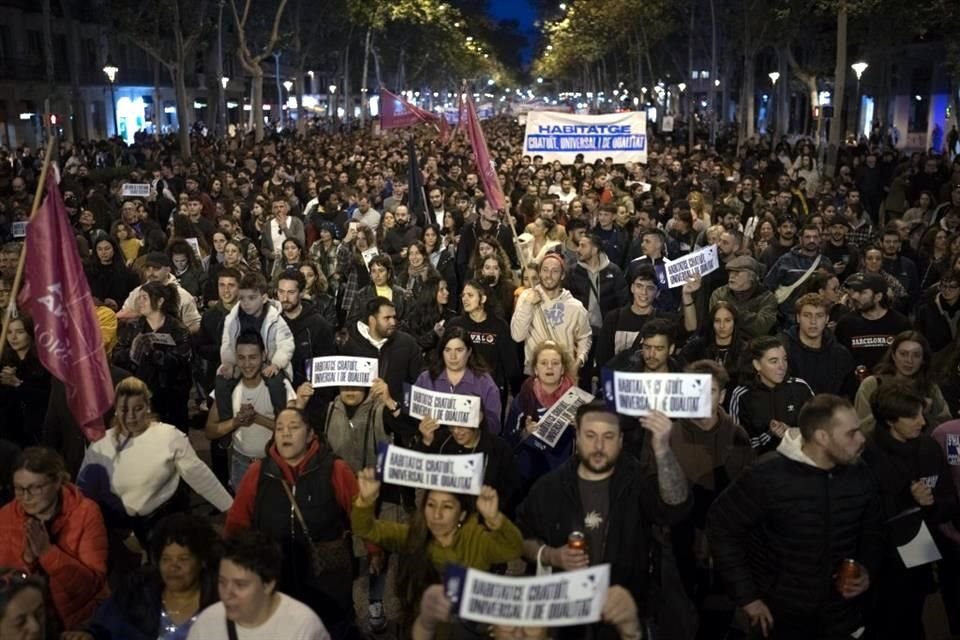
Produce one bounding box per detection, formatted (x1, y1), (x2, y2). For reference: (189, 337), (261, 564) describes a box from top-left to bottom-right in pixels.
(462, 95), (506, 211)
(380, 88), (442, 131)
(18, 178), (114, 441)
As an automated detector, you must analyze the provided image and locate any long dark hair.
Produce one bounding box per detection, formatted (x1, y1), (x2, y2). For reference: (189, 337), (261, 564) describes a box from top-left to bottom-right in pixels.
(427, 325), (489, 379)
(698, 301), (746, 373)
(395, 490), (471, 633)
(141, 281), (180, 317)
(740, 335), (785, 385)
(873, 330), (935, 395)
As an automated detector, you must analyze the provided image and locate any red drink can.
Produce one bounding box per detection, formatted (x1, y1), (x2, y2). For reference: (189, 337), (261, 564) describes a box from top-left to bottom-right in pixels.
(835, 558), (860, 593)
(568, 531), (587, 552)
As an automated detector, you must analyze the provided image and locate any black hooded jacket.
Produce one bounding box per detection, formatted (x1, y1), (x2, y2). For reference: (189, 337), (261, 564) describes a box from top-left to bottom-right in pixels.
(780, 326), (856, 398)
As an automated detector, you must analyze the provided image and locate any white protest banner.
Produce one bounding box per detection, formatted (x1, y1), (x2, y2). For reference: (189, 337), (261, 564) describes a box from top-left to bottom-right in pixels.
(121, 183), (151, 198)
(533, 387), (594, 448)
(11, 221), (28, 238)
(361, 246), (379, 268)
(523, 111), (647, 164)
(445, 564), (610, 627)
(185, 237), (201, 259)
(664, 244), (719, 288)
(377, 444), (485, 495)
(405, 385), (482, 428)
(306, 356), (377, 388)
(603, 371), (712, 418)
(660, 115), (675, 133)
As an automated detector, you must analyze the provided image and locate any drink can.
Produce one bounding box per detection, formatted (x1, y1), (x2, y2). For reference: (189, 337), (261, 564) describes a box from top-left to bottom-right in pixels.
(835, 558), (860, 592)
(568, 531), (587, 552)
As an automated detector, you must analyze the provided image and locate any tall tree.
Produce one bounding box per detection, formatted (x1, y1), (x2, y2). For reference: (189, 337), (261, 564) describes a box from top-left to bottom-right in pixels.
(230, 0), (289, 142)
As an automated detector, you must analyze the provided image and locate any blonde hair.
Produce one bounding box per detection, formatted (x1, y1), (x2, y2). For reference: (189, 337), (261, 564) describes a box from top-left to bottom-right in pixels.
(112, 377), (155, 439)
(531, 340), (574, 378)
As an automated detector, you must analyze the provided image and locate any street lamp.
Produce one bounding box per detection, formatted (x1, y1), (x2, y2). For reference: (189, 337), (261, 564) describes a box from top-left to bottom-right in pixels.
(767, 72), (781, 135)
(102, 56), (119, 137)
(221, 76), (229, 89)
(283, 80), (293, 93)
(328, 84), (337, 119)
(768, 71), (780, 85)
(851, 61), (868, 140)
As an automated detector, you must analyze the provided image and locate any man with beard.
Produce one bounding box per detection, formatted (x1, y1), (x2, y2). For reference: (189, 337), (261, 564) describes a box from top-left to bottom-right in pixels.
(709, 256), (778, 339)
(879, 223), (920, 305)
(117, 252), (201, 333)
(517, 400), (691, 638)
(834, 272), (910, 372)
(764, 224), (825, 323)
(456, 196), (519, 273)
(708, 395), (882, 640)
(276, 271), (336, 389)
(723, 176), (765, 226)
(605, 317), (679, 375)
(759, 215), (798, 271)
(822, 216), (860, 283)
(382, 204), (421, 265)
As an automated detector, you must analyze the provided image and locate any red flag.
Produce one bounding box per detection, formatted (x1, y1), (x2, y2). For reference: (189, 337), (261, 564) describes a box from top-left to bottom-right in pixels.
(462, 95), (506, 211)
(380, 88), (441, 130)
(18, 178), (114, 441)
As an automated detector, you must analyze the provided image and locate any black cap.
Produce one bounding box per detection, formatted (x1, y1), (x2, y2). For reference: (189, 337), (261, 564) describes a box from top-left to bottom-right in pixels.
(143, 252), (172, 269)
(844, 272), (886, 293)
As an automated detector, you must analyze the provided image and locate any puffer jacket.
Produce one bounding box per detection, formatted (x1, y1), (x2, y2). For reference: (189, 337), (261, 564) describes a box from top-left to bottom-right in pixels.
(322, 394), (389, 473)
(220, 299), (295, 378)
(707, 430), (884, 638)
(728, 377), (814, 453)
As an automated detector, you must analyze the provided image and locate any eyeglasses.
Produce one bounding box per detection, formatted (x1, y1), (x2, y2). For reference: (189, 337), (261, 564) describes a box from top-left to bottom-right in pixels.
(13, 481), (51, 497)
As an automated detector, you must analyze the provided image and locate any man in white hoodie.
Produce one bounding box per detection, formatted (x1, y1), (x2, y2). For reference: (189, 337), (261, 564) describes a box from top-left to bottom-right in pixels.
(707, 394), (883, 640)
(511, 251), (592, 376)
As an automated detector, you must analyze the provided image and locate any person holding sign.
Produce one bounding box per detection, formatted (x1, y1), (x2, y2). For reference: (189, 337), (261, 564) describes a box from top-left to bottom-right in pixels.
(505, 341), (578, 493)
(708, 395), (882, 640)
(708, 256), (778, 339)
(352, 468), (523, 636)
(516, 400), (691, 633)
(861, 385), (960, 640)
(728, 336), (814, 454)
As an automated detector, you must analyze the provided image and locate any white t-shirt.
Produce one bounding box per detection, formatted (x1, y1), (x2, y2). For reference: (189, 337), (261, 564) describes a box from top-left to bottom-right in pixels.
(230, 378), (296, 458)
(187, 594), (329, 640)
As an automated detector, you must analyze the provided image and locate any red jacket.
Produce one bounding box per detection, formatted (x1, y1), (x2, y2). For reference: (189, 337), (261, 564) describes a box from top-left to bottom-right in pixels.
(0, 483), (109, 629)
(226, 439), (361, 536)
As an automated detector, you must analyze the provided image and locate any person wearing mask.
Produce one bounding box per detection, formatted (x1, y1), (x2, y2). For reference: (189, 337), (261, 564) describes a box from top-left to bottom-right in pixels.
(66, 514), (221, 640)
(914, 268), (960, 352)
(187, 530), (330, 640)
(709, 255), (778, 339)
(351, 469), (523, 636)
(862, 385), (960, 640)
(504, 340), (579, 497)
(79, 377), (232, 544)
(276, 270), (336, 388)
(516, 401), (691, 636)
(511, 252), (592, 376)
(854, 331), (951, 434)
(226, 408), (360, 636)
(707, 395), (881, 640)
(729, 336), (814, 454)
(640, 360), (754, 640)
(764, 223), (825, 323)
(261, 197), (306, 276)
(780, 293), (856, 397)
(85, 235), (140, 311)
(117, 252), (201, 333)
(111, 281), (193, 430)
(834, 272), (911, 372)
(0, 447), (108, 630)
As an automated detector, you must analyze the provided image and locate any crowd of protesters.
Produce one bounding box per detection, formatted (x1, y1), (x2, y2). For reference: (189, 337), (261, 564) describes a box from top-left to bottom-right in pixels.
(0, 117), (957, 640)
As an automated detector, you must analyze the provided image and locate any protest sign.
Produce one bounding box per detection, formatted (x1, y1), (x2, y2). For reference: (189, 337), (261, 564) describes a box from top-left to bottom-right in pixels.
(405, 385), (482, 428)
(306, 356), (377, 388)
(121, 183), (151, 198)
(602, 370), (711, 418)
(361, 246), (379, 268)
(523, 111), (647, 164)
(185, 237), (201, 260)
(660, 115), (675, 133)
(664, 244), (719, 288)
(533, 387), (594, 448)
(445, 564), (610, 627)
(11, 221), (27, 238)
(377, 444), (485, 495)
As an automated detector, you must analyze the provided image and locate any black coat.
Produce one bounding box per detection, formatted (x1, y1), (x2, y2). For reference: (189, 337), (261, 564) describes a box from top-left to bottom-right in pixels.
(707, 449), (884, 637)
(85, 261), (140, 306)
(283, 302), (336, 387)
(516, 455), (692, 635)
(780, 327), (857, 398)
(564, 260), (630, 328)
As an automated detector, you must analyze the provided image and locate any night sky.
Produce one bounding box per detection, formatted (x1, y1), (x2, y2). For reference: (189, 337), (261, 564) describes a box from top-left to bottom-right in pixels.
(489, 0), (538, 64)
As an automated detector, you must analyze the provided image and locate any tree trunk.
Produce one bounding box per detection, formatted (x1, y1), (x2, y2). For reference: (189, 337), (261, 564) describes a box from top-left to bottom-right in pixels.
(687, 3), (695, 151)
(777, 48), (789, 138)
(740, 53), (756, 144)
(153, 59), (162, 141)
(372, 45), (382, 89)
(41, 0), (56, 140)
(295, 68), (306, 134)
(61, 0), (84, 142)
(173, 65), (192, 158)
(343, 39), (352, 124)
(828, 0), (848, 172)
(252, 69), (265, 141)
(360, 27), (372, 126)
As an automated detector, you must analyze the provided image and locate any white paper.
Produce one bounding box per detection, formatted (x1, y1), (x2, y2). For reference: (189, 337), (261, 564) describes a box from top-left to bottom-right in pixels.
(307, 356), (377, 388)
(185, 237), (201, 259)
(379, 444), (484, 495)
(121, 183), (151, 198)
(606, 372), (712, 418)
(664, 244), (719, 288)
(449, 564), (610, 627)
(533, 387), (594, 448)
(897, 520), (942, 568)
(361, 247), (379, 268)
(406, 385), (482, 429)
(11, 221), (27, 238)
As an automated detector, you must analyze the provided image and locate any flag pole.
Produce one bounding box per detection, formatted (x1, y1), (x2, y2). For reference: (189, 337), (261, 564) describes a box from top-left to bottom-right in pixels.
(0, 135), (58, 358)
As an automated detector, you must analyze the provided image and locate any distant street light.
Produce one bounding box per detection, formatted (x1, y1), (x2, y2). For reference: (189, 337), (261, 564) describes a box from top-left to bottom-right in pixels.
(283, 80), (293, 93)
(103, 56), (119, 136)
(851, 61), (869, 140)
(537, 77), (543, 84)
(768, 71), (780, 85)
(328, 84), (337, 119)
(677, 83), (686, 92)
(221, 76), (230, 89)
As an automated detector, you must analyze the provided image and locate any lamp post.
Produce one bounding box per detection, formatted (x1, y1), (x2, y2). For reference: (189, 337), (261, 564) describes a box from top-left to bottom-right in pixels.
(851, 61), (868, 140)
(272, 51), (282, 128)
(768, 71), (780, 135)
(328, 84), (337, 119)
(220, 77), (230, 130)
(103, 56), (119, 138)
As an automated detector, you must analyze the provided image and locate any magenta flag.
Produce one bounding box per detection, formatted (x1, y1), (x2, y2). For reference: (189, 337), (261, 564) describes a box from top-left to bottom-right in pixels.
(18, 178), (113, 441)
(379, 88), (441, 130)
(462, 95), (506, 211)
